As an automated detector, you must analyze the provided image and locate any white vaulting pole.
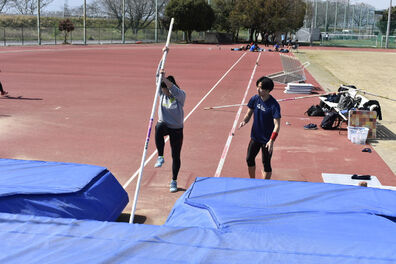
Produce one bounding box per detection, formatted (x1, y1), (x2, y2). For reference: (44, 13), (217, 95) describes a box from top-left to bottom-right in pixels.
(129, 18), (174, 224)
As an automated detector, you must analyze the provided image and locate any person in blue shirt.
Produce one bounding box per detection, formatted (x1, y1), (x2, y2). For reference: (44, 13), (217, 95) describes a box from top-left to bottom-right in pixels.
(239, 76), (281, 179)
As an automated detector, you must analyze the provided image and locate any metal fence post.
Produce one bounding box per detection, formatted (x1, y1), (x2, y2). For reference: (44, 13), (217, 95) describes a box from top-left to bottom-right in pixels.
(21, 25), (24, 45)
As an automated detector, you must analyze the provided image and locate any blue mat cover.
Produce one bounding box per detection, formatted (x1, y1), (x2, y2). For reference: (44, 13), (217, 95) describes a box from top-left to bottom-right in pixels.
(0, 159), (128, 221)
(0, 176), (396, 263)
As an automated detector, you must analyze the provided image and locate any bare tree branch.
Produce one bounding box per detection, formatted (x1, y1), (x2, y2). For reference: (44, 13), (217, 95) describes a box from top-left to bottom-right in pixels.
(10, 0), (55, 15)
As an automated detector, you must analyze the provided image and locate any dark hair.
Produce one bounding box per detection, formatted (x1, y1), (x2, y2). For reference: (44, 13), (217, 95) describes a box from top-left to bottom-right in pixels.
(256, 76), (274, 91)
(161, 75), (177, 89)
(167, 75), (177, 86)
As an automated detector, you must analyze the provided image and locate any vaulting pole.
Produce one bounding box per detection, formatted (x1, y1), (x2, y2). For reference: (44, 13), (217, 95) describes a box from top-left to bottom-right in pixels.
(129, 18), (175, 224)
(204, 91), (348, 110)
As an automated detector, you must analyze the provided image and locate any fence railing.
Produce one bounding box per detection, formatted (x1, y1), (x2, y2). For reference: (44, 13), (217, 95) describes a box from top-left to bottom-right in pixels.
(320, 33), (396, 48)
(0, 26), (207, 46)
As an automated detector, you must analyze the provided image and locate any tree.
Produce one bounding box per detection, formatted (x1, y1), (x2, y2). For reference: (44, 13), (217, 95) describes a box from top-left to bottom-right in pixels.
(59, 19), (75, 44)
(9, 0), (54, 15)
(378, 6), (396, 35)
(0, 0), (9, 13)
(91, 0), (166, 33)
(227, 0), (305, 43)
(165, 0), (215, 43)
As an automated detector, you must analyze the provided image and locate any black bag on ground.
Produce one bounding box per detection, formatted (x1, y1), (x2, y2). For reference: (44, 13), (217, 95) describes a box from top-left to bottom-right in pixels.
(305, 105), (325, 116)
(320, 112), (342, 130)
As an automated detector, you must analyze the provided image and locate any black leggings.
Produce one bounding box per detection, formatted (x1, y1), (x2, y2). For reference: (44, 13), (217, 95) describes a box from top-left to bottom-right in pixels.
(155, 122), (183, 181)
(246, 139), (272, 172)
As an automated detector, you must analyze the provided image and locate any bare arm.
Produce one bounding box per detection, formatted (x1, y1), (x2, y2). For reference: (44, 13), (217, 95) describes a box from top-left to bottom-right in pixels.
(239, 108), (254, 128)
(266, 118), (281, 153)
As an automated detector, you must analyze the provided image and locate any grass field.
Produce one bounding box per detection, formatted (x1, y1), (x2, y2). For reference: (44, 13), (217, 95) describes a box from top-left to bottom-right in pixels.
(294, 48), (396, 174)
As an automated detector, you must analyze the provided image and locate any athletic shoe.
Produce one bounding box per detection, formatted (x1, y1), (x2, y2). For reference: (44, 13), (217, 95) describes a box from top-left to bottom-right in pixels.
(170, 180), (177, 193)
(1, 91), (8, 96)
(154, 156), (164, 168)
(304, 123), (317, 130)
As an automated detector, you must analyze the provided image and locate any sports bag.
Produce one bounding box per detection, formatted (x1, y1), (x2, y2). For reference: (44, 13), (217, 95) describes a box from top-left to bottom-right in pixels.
(320, 112), (342, 130)
(305, 105), (325, 116)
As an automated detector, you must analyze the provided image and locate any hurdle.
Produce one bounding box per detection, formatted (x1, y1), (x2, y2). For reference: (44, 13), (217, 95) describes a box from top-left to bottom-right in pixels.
(266, 54), (310, 84)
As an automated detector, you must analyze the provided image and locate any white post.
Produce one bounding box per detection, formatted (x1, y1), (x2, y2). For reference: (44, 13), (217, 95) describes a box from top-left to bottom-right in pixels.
(155, 0), (158, 43)
(122, 0), (125, 43)
(37, 0), (41, 45)
(385, 0), (393, 49)
(83, 0), (86, 45)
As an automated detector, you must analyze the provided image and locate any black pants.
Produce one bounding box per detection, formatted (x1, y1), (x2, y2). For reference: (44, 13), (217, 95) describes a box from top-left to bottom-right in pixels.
(0, 81), (4, 93)
(246, 139), (272, 172)
(155, 122), (183, 181)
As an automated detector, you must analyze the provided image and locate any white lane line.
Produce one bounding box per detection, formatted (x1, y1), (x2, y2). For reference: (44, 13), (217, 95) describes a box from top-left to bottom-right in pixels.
(214, 52), (261, 178)
(122, 52), (247, 189)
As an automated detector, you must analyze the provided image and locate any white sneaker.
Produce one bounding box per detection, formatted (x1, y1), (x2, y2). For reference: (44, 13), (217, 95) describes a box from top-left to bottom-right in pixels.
(170, 180), (177, 193)
(154, 156), (164, 168)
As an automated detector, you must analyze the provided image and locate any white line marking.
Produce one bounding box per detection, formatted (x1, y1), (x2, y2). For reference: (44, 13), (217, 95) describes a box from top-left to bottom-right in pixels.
(214, 52), (261, 178)
(122, 52), (247, 189)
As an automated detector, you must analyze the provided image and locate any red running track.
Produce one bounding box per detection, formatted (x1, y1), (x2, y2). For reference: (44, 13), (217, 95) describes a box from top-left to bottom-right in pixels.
(0, 44), (394, 224)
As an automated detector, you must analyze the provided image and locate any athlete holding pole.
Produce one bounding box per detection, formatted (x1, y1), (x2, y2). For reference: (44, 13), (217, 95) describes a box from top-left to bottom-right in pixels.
(129, 18), (174, 223)
(154, 67), (186, 193)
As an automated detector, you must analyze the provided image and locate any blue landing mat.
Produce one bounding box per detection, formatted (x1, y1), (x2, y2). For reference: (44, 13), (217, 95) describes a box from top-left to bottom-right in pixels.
(0, 177), (395, 263)
(0, 158), (128, 221)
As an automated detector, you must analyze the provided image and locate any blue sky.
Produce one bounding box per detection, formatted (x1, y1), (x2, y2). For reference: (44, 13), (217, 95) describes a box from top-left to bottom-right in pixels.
(46, 0), (394, 12)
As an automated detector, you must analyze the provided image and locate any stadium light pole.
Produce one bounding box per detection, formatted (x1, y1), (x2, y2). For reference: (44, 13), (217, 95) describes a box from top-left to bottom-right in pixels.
(310, 1), (314, 46)
(325, 0), (329, 32)
(334, 0), (338, 32)
(351, 4), (354, 32)
(358, 4), (363, 35)
(314, 0), (318, 28)
(343, 0), (348, 32)
(37, 0), (41, 45)
(385, 0), (392, 49)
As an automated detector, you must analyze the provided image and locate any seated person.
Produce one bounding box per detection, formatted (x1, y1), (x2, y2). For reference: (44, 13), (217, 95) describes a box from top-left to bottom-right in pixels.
(249, 43), (262, 52)
(273, 43), (280, 52)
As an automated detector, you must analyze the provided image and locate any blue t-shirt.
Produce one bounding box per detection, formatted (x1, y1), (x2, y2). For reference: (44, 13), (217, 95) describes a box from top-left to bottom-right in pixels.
(247, 94), (281, 144)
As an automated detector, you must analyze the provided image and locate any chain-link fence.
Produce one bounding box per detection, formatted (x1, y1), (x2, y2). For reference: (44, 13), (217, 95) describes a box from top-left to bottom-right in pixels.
(302, 0), (395, 48)
(0, 26), (207, 46)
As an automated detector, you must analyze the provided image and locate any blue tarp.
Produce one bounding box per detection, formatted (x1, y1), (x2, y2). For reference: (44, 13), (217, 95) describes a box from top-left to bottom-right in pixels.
(0, 159), (128, 221)
(0, 176), (395, 263)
